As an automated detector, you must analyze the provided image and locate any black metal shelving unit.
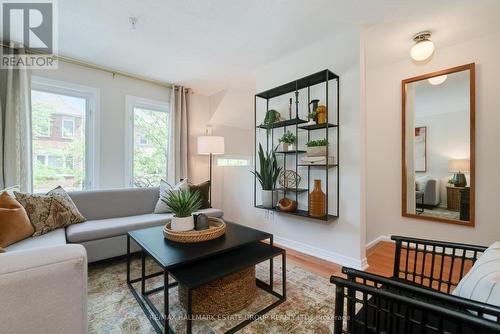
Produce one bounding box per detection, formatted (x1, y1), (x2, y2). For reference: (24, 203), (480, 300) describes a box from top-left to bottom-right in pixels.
(253, 69), (340, 222)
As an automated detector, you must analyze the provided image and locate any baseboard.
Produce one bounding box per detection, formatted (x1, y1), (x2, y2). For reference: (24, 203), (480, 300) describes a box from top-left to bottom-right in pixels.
(365, 235), (392, 249)
(274, 236), (368, 270)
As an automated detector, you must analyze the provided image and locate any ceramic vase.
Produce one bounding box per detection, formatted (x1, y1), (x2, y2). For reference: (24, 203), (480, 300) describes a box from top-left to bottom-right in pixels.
(282, 143), (294, 152)
(309, 179), (326, 218)
(262, 190), (276, 208)
(171, 215), (194, 231)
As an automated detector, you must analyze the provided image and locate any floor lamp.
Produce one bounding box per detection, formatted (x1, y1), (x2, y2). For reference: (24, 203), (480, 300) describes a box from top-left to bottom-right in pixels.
(197, 132), (225, 202)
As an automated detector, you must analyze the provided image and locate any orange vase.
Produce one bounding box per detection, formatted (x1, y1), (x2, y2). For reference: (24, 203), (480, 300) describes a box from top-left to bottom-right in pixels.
(309, 179), (326, 218)
(316, 105), (327, 124)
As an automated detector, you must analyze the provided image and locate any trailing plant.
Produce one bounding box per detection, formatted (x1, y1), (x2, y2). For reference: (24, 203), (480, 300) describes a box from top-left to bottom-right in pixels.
(306, 138), (329, 147)
(263, 109), (280, 129)
(251, 144), (282, 190)
(448, 179), (457, 186)
(279, 131), (296, 144)
(161, 189), (202, 218)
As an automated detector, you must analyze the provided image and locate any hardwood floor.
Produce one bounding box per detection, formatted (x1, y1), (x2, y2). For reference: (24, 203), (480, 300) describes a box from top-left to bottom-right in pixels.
(281, 241), (396, 278)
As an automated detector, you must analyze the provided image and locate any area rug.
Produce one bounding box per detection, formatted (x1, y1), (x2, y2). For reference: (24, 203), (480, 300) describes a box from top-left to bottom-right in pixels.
(88, 256), (336, 333)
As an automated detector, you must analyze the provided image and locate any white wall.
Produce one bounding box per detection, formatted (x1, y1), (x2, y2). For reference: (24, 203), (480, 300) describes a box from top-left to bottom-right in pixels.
(365, 31), (500, 246)
(33, 61), (170, 189)
(190, 29), (365, 268)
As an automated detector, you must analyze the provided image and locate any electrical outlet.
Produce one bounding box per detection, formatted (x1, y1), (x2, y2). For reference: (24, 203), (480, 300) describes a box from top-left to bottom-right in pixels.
(265, 210), (269, 220)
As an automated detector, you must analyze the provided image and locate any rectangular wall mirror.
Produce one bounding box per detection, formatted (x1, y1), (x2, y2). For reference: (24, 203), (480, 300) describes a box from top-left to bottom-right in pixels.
(402, 63), (475, 226)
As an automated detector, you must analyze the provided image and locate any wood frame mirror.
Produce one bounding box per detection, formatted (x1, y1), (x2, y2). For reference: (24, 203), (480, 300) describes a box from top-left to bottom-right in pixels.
(402, 63), (475, 226)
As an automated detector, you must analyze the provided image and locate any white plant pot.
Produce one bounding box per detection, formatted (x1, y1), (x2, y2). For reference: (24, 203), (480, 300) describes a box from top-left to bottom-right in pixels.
(171, 215), (194, 231)
(282, 143), (294, 152)
(307, 146), (327, 157)
(262, 190), (277, 208)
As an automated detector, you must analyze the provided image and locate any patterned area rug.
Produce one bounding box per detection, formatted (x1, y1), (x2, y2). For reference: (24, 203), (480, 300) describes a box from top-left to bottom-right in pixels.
(88, 256), (336, 333)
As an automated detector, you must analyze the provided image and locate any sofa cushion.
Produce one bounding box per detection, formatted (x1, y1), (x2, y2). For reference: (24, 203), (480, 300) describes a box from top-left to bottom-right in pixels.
(66, 208), (224, 243)
(66, 213), (172, 243)
(5, 228), (67, 252)
(68, 187), (160, 220)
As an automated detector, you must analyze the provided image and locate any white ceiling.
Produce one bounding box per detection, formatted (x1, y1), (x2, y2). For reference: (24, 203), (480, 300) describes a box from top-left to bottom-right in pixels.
(59, 0), (500, 94)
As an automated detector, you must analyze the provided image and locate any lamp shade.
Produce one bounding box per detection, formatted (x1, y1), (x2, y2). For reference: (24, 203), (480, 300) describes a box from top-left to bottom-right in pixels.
(448, 159), (470, 173)
(197, 136), (225, 155)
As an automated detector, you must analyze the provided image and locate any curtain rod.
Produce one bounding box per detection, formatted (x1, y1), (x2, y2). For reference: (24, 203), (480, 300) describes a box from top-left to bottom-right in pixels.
(1, 43), (173, 89)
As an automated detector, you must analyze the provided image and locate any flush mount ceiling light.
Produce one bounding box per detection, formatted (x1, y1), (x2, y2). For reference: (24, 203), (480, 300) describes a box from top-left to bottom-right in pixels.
(428, 74), (447, 85)
(410, 31), (434, 62)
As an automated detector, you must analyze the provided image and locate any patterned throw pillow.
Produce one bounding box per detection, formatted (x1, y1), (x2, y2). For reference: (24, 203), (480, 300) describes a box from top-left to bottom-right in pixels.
(14, 192), (53, 236)
(14, 187), (86, 236)
(154, 179), (189, 213)
(47, 186), (86, 225)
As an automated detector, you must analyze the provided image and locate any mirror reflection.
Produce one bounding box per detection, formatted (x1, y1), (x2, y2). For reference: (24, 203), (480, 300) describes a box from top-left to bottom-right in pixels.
(403, 65), (474, 225)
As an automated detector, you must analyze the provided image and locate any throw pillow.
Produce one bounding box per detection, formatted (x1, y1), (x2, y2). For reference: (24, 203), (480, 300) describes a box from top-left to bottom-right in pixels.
(0, 192), (34, 248)
(1, 185), (20, 197)
(14, 192), (53, 236)
(47, 186), (86, 224)
(453, 241), (500, 315)
(154, 179), (189, 213)
(15, 187), (85, 236)
(189, 180), (211, 209)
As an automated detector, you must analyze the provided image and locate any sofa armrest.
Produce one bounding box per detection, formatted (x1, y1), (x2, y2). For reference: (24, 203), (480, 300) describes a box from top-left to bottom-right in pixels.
(0, 244), (88, 334)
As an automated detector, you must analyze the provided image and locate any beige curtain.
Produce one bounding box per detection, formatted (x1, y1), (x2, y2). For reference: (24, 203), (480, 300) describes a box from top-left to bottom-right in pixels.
(0, 46), (32, 191)
(405, 84), (416, 213)
(168, 86), (189, 184)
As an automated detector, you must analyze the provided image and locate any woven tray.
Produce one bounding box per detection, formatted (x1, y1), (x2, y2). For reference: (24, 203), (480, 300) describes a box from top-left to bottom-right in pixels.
(163, 217), (226, 243)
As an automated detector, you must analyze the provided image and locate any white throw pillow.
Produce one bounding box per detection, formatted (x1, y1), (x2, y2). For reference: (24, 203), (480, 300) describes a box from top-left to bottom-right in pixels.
(453, 241), (500, 314)
(154, 179), (189, 213)
(1, 185), (20, 197)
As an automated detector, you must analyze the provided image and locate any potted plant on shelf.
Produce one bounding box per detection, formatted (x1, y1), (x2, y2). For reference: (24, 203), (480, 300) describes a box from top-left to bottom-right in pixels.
(306, 138), (328, 157)
(251, 144), (282, 208)
(262, 109), (281, 130)
(162, 190), (202, 231)
(279, 131), (296, 152)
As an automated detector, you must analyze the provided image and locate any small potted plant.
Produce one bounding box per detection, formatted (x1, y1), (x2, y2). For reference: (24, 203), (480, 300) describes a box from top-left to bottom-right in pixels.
(448, 179), (456, 187)
(307, 111), (317, 125)
(162, 190), (202, 231)
(251, 144), (282, 208)
(279, 131), (296, 152)
(306, 138), (328, 157)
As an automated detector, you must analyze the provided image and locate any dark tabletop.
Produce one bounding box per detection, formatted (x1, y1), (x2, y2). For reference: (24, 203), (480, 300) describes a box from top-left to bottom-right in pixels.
(128, 221), (272, 269)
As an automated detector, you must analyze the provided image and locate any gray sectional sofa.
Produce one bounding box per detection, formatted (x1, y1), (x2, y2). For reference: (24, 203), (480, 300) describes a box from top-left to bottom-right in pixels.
(5, 187), (223, 261)
(0, 187), (223, 334)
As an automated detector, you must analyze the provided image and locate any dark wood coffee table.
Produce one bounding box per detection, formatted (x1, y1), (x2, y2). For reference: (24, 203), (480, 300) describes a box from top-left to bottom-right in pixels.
(127, 221), (286, 334)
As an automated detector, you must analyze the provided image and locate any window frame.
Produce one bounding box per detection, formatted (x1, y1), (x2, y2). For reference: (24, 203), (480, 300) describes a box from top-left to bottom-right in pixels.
(124, 95), (170, 187)
(31, 76), (100, 190)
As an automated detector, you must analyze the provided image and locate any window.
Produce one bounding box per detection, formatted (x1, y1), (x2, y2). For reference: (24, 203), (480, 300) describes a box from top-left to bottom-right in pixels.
(125, 96), (170, 188)
(216, 156), (251, 167)
(61, 117), (75, 138)
(31, 77), (99, 193)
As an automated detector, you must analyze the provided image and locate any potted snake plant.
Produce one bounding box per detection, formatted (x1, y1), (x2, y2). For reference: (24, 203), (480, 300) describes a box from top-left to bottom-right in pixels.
(251, 144), (282, 208)
(162, 189), (202, 231)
